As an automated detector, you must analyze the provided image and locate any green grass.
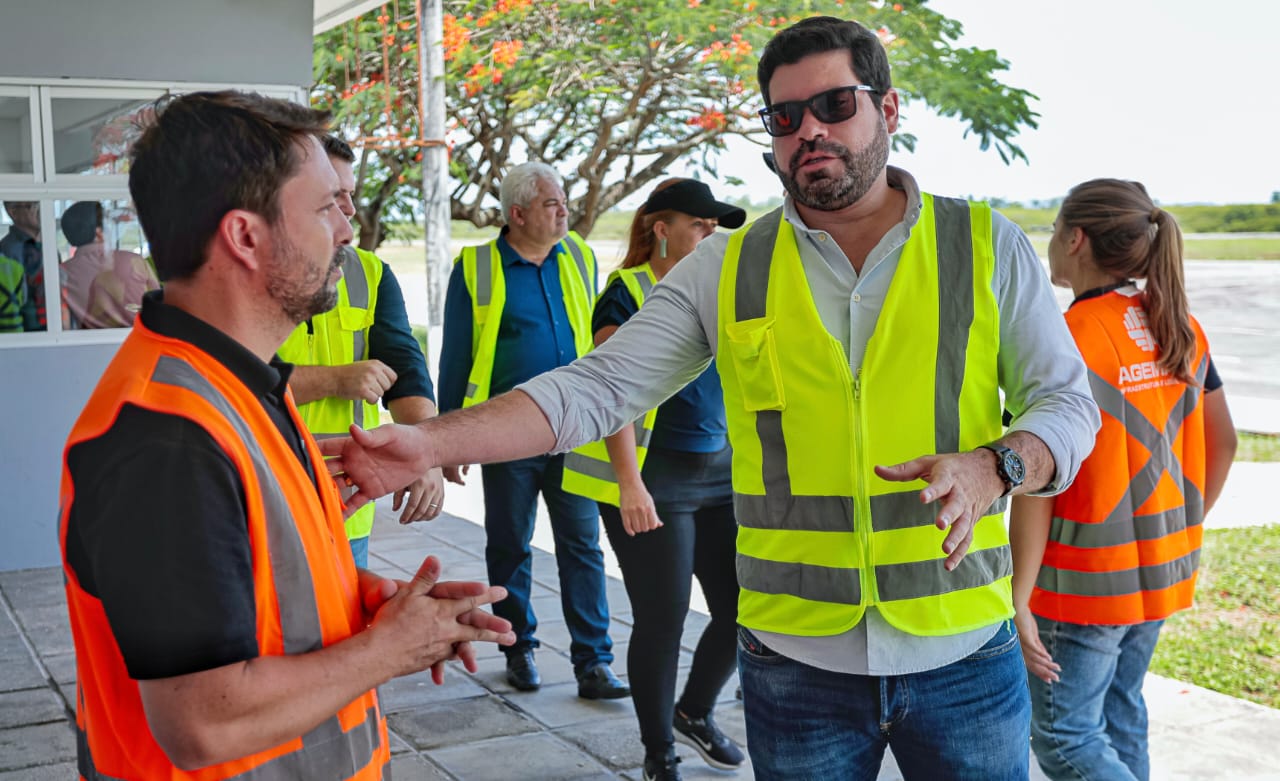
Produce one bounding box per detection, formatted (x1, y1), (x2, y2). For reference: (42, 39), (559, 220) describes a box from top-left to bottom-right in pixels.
(1149, 525), (1280, 708)
(1027, 234), (1280, 261)
(1237, 433), (1280, 462)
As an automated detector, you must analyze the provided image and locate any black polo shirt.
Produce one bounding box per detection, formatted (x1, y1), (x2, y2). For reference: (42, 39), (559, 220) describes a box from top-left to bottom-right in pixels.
(65, 292), (316, 680)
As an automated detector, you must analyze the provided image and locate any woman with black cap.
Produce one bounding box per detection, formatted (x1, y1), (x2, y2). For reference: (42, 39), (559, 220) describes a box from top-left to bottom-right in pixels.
(562, 178), (746, 780)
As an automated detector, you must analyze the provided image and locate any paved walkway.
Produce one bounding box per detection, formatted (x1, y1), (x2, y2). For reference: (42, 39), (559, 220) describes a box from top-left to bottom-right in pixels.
(3, 496), (1279, 779)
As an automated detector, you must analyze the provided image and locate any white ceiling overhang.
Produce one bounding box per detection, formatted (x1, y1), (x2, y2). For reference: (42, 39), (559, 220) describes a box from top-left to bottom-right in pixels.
(314, 0), (386, 33)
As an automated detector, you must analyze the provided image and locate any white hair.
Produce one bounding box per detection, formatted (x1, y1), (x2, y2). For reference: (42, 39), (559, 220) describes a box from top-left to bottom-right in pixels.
(499, 162), (562, 223)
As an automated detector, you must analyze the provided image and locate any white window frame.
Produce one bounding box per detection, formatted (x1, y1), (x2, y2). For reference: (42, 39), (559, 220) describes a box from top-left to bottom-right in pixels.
(0, 78), (304, 349)
(41, 85), (170, 185)
(0, 86), (43, 186)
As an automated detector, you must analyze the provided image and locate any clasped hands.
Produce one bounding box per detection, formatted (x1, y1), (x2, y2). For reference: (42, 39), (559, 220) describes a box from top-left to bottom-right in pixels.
(359, 556), (515, 684)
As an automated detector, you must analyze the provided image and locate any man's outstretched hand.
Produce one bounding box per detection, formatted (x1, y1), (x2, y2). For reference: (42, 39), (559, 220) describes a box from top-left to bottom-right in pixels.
(321, 423), (434, 512)
(874, 450), (1005, 571)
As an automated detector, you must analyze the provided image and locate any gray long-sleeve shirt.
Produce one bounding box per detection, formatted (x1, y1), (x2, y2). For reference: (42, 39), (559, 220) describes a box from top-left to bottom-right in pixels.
(520, 167), (1100, 675)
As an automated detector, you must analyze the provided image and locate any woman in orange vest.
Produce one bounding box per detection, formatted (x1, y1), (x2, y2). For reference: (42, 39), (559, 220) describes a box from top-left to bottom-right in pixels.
(1011, 179), (1237, 781)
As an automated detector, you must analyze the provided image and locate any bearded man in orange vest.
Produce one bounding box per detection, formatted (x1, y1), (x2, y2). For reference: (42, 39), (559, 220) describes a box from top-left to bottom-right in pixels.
(59, 90), (515, 780)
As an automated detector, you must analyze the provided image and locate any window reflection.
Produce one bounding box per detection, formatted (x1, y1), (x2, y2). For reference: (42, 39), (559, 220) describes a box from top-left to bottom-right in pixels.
(51, 95), (158, 176)
(1, 201), (45, 332)
(0, 96), (35, 175)
(56, 200), (156, 329)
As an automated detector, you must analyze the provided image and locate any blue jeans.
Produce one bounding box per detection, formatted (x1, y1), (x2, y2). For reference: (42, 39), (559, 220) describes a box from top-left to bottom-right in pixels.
(348, 535), (369, 570)
(1028, 617), (1165, 781)
(481, 453), (612, 673)
(738, 621), (1029, 781)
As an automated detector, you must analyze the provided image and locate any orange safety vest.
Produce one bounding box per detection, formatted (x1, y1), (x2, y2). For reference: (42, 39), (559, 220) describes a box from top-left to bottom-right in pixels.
(59, 320), (389, 780)
(1030, 287), (1209, 625)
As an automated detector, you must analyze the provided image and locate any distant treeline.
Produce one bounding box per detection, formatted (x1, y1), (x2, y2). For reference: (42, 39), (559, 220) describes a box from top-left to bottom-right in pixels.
(994, 203), (1280, 234)
(382, 201), (1280, 244)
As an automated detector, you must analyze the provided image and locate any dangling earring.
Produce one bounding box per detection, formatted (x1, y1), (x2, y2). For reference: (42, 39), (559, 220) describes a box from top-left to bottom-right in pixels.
(659, 238), (668, 259)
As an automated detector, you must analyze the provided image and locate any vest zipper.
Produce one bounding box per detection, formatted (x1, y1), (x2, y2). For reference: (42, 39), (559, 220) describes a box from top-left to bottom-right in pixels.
(852, 366), (876, 606)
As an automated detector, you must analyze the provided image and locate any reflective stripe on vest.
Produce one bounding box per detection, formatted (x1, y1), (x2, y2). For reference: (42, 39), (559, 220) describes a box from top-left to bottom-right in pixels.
(62, 325), (387, 780)
(719, 196), (1011, 637)
(77, 705), (384, 781)
(155, 356), (327, 653)
(562, 263), (660, 505)
(277, 246), (382, 540)
(342, 247), (372, 430)
(1032, 294), (1210, 625)
(460, 232), (596, 407)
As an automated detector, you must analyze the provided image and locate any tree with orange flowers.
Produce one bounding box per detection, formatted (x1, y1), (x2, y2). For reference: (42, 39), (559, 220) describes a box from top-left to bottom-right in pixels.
(314, 0), (1037, 243)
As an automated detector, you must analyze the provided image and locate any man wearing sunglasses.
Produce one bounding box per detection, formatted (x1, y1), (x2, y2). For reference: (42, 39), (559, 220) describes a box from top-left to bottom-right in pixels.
(322, 16), (1099, 780)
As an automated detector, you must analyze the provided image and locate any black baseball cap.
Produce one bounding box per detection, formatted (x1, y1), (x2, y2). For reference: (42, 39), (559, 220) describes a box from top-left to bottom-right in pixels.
(641, 179), (746, 229)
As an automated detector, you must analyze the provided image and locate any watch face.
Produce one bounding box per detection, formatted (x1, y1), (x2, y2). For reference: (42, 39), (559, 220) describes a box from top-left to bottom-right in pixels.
(1003, 452), (1026, 484)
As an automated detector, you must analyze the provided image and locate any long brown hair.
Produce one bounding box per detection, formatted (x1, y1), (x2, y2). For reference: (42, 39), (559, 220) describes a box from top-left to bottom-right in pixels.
(620, 178), (688, 269)
(1059, 178), (1195, 382)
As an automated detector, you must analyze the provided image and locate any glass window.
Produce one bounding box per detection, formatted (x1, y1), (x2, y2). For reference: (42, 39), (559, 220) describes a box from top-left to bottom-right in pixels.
(56, 199), (156, 330)
(0, 200), (46, 332)
(0, 95), (36, 175)
(50, 94), (160, 176)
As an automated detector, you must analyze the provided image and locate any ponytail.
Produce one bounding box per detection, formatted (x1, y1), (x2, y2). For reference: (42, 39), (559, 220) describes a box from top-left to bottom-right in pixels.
(1059, 179), (1197, 383)
(1142, 210), (1196, 382)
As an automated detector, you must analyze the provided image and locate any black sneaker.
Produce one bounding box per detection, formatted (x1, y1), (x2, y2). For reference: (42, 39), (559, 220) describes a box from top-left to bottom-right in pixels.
(642, 751), (682, 781)
(673, 709), (745, 770)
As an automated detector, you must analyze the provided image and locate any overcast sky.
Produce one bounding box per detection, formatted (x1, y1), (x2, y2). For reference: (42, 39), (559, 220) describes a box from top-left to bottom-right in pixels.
(696, 0), (1280, 207)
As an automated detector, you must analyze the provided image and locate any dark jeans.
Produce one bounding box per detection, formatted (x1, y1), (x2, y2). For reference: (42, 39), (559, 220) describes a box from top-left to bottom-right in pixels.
(481, 452), (612, 673)
(599, 445), (739, 757)
(738, 621), (1030, 781)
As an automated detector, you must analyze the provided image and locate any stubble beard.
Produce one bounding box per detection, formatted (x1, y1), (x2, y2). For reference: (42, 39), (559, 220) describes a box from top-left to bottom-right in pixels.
(779, 120), (890, 212)
(266, 234), (341, 324)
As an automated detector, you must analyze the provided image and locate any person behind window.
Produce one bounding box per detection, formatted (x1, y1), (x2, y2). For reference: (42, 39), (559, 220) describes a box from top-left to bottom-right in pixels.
(61, 201), (159, 329)
(0, 251), (25, 333)
(0, 200), (45, 331)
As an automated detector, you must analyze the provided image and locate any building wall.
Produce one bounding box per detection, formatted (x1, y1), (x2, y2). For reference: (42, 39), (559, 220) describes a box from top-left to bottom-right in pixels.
(2, 343), (118, 571)
(0, 0), (313, 88)
(0, 0), (312, 571)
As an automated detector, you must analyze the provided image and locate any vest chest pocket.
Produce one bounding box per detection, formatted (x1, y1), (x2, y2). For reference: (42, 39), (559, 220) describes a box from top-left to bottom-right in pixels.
(338, 306), (373, 333)
(726, 316), (786, 411)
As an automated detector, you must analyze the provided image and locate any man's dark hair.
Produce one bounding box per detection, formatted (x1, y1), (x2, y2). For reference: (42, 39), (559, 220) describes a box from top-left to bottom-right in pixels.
(322, 134), (356, 163)
(61, 201), (103, 247)
(757, 16), (892, 106)
(127, 90), (331, 282)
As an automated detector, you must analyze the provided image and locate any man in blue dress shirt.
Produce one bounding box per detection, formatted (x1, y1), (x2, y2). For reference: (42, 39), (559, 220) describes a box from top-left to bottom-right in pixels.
(437, 162), (628, 700)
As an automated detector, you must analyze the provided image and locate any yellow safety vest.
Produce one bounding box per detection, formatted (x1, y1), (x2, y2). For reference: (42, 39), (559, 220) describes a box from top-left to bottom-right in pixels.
(0, 255), (24, 332)
(718, 195), (1011, 637)
(562, 264), (661, 505)
(458, 231), (596, 407)
(279, 245), (383, 540)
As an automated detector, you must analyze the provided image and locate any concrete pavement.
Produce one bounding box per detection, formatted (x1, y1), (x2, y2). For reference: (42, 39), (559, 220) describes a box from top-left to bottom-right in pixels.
(3, 485), (1279, 779)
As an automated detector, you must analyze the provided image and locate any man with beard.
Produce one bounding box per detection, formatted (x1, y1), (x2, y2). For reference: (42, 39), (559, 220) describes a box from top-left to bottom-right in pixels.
(322, 18), (1099, 779)
(58, 90), (514, 780)
(279, 135), (444, 569)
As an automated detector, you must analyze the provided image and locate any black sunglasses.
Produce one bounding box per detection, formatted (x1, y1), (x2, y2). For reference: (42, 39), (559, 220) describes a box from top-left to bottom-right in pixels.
(758, 85), (878, 137)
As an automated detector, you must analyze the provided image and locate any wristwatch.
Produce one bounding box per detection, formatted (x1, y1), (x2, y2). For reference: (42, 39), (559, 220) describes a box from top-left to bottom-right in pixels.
(979, 444), (1025, 497)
